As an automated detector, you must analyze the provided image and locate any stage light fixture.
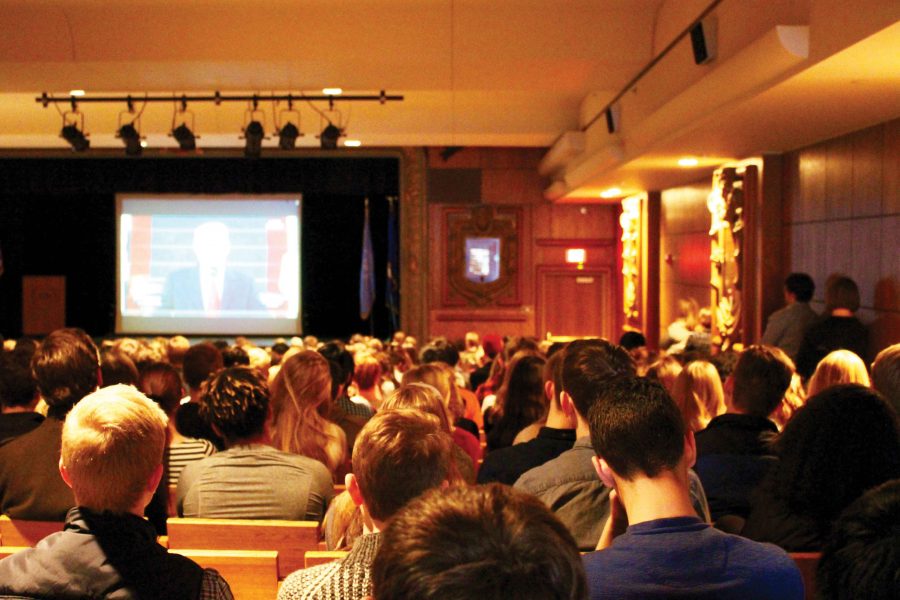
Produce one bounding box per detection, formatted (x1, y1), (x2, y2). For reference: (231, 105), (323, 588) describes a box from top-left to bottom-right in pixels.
(344, 139), (362, 147)
(172, 123), (196, 150)
(277, 122), (300, 150)
(244, 120), (265, 157)
(61, 123), (90, 151)
(118, 122), (143, 156)
(320, 123), (342, 149)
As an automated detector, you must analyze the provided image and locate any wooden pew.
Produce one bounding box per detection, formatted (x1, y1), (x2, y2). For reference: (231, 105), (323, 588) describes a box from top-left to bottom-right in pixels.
(0, 515), (64, 546)
(167, 484), (179, 517)
(790, 552), (821, 600)
(0, 545), (29, 559)
(167, 518), (319, 579)
(0, 544), (277, 600)
(171, 549), (278, 600)
(304, 550), (348, 568)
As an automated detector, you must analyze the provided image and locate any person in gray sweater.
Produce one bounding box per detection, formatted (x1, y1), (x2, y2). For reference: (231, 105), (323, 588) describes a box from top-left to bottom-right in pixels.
(176, 366), (332, 521)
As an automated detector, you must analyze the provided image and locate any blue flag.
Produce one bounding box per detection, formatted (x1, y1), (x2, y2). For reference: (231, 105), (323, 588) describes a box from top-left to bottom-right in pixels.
(385, 196), (400, 331)
(360, 198), (376, 320)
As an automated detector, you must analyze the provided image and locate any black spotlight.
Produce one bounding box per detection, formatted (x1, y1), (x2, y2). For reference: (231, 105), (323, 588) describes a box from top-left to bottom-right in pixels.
(278, 122), (300, 150)
(61, 124), (90, 152)
(244, 120), (264, 157)
(172, 123), (196, 150)
(320, 123), (341, 149)
(118, 123), (142, 156)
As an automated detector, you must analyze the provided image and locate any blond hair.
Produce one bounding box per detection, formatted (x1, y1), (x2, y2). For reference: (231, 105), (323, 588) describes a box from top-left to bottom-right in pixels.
(61, 384), (167, 513)
(672, 360), (725, 432)
(382, 383), (453, 433)
(807, 350), (871, 397)
(269, 350), (346, 475)
(402, 363), (464, 421)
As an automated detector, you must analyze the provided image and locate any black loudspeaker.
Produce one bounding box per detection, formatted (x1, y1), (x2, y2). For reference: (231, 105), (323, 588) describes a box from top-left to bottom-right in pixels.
(427, 168), (482, 204)
(690, 15), (717, 65)
(605, 104), (620, 134)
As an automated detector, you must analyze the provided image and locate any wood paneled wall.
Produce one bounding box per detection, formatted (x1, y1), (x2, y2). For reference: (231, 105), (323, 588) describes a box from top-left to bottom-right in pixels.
(659, 182), (711, 344)
(783, 118), (899, 357)
(424, 148), (618, 342)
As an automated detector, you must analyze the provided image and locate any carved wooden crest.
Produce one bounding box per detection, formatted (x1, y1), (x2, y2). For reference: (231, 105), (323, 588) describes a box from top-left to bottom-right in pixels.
(444, 206), (520, 307)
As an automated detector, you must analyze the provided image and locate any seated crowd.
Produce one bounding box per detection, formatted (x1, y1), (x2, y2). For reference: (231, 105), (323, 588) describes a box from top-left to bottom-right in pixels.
(0, 271), (898, 599)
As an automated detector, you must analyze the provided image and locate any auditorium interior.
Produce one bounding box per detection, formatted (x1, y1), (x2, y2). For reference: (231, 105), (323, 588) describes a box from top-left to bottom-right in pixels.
(0, 0), (897, 356)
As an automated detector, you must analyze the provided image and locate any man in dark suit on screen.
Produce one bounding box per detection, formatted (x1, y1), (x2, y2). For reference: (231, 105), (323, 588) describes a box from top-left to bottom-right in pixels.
(160, 221), (263, 314)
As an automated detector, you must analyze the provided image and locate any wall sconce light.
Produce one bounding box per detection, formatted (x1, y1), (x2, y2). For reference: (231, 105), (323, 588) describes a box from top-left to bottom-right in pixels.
(566, 248), (586, 270)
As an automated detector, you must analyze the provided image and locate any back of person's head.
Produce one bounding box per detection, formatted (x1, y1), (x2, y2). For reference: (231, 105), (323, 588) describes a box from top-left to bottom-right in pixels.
(495, 352), (546, 419)
(671, 360), (725, 432)
(182, 342), (223, 390)
(544, 347), (566, 406)
(645, 355), (682, 396)
(100, 349), (140, 387)
(61, 384), (167, 513)
(31, 328), (99, 416)
(138, 361), (184, 416)
(825, 275), (861, 313)
(618, 331), (646, 351)
(382, 383), (452, 433)
(371, 483), (587, 600)
(768, 384), (900, 528)
(166, 335), (190, 366)
(201, 366), (268, 445)
(816, 478), (900, 600)
(562, 339), (636, 418)
(784, 272), (815, 303)
(709, 349), (740, 385)
(319, 341), (354, 387)
(354, 353), (381, 391)
(402, 362), (463, 421)
(589, 377), (686, 480)
(269, 351), (333, 459)
(482, 333), (503, 360)
(807, 349), (870, 397)
(221, 345), (250, 368)
(351, 409), (452, 522)
(731, 345), (793, 417)
(871, 343), (900, 413)
(464, 331), (480, 351)
(0, 353), (38, 410)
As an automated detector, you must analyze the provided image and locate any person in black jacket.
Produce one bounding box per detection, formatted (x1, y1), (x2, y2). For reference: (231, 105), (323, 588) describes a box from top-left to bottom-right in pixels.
(0, 384), (233, 599)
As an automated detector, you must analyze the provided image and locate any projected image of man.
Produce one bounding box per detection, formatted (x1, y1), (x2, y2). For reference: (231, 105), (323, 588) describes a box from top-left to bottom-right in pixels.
(161, 221), (263, 314)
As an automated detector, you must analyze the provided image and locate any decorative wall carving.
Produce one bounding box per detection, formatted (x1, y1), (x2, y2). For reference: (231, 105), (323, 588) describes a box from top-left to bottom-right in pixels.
(399, 147), (428, 339)
(708, 166), (751, 351)
(620, 195), (642, 328)
(443, 206), (521, 307)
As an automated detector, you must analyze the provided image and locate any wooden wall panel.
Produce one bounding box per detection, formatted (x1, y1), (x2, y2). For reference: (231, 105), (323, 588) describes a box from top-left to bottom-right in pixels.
(659, 181), (711, 343)
(424, 147), (618, 341)
(883, 118), (899, 215)
(851, 126), (884, 218)
(782, 118), (899, 359)
(797, 147), (826, 223)
(825, 136), (853, 220)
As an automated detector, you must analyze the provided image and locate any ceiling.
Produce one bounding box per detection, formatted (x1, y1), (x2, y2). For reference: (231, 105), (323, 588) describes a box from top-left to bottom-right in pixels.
(0, 0), (898, 198)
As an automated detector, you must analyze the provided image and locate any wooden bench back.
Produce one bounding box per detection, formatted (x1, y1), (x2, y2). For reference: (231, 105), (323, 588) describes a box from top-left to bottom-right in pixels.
(790, 552), (821, 600)
(0, 515), (64, 546)
(304, 550), (349, 568)
(166, 517), (319, 579)
(171, 549), (278, 600)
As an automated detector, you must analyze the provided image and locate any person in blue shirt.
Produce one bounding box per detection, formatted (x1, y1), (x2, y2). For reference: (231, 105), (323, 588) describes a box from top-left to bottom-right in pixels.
(582, 376), (804, 600)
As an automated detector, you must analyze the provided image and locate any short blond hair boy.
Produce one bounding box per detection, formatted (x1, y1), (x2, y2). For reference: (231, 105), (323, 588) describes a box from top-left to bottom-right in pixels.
(61, 384), (167, 514)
